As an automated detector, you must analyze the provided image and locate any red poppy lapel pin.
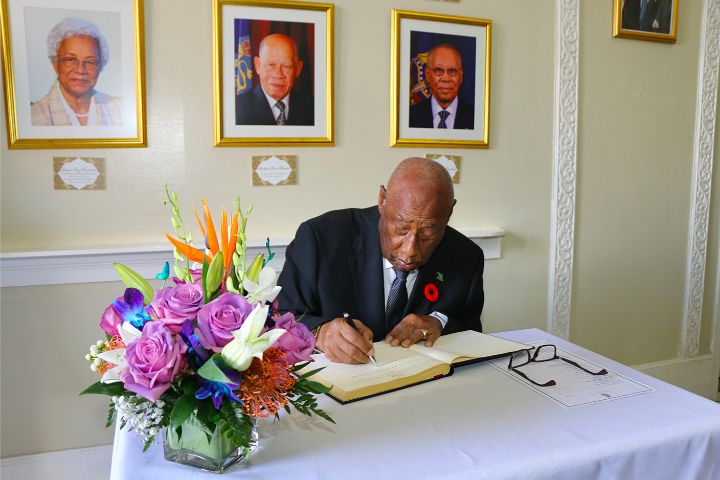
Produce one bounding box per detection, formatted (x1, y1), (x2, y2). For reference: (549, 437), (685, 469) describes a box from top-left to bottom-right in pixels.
(424, 282), (439, 302)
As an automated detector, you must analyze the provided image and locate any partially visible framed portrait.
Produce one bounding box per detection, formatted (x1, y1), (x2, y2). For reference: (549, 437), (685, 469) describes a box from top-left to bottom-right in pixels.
(0, 0), (146, 149)
(391, 10), (491, 149)
(613, 0), (679, 43)
(213, 0), (333, 147)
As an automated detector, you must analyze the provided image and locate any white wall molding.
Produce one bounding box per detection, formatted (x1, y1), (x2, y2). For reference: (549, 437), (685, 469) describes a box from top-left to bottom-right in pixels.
(634, 355), (717, 399)
(681, 0), (720, 358)
(0, 445), (111, 480)
(547, 0), (580, 340)
(0, 229), (505, 287)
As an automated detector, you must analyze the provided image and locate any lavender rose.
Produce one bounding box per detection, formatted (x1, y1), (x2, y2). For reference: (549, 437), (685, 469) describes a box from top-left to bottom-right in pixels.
(197, 293), (254, 352)
(99, 302), (122, 336)
(120, 321), (186, 401)
(151, 282), (204, 333)
(273, 313), (315, 364)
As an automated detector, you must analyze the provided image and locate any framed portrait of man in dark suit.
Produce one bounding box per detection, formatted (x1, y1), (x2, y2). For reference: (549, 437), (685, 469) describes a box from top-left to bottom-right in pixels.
(213, 0), (333, 146)
(391, 10), (491, 149)
(613, 0), (679, 43)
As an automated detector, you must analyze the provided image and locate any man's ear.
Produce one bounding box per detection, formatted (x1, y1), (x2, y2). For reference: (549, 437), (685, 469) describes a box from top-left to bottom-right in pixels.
(295, 60), (303, 79)
(378, 185), (387, 213)
(447, 199), (457, 221)
(253, 56), (261, 73)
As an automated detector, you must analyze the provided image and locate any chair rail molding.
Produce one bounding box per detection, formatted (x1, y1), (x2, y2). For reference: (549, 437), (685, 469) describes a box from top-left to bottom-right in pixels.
(547, 0), (579, 340)
(682, 0), (720, 358)
(0, 229), (505, 287)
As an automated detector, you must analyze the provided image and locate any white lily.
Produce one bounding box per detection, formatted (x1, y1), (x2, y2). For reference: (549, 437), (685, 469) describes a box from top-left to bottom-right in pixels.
(243, 266), (282, 304)
(96, 322), (142, 384)
(221, 304), (286, 372)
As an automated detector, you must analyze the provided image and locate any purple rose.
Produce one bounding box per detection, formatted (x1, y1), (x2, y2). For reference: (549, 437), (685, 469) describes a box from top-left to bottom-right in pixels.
(120, 321), (186, 401)
(197, 293), (253, 352)
(100, 301), (122, 336)
(273, 313), (315, 364)
(151, 282), (204, 333)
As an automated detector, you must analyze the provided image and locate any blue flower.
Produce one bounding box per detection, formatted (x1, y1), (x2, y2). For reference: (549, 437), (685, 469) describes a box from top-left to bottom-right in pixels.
(195, 369), (242, 410)
(112, 288), (152, 330)
(179, 319), (209, 369)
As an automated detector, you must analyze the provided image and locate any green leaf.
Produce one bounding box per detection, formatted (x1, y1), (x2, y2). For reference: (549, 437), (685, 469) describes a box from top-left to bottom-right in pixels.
(80, 381), (127, 397)
(170, 394), (196, 428)
(113, 263), (154, 305)
(197, 355), (234, 384)
(105, 401), (116, 428)
(301, 379), (332, 393)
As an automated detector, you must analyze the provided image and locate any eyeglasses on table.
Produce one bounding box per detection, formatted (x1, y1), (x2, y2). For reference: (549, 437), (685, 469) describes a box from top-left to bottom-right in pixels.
(508, 344), (608, 387)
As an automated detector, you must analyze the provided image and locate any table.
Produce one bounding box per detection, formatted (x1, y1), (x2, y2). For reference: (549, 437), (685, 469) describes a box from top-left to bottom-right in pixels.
(110, 329), (720, 479)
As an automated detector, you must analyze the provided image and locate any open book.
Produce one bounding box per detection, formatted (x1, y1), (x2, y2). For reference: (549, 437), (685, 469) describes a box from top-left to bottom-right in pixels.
(302, 331), (528, 403)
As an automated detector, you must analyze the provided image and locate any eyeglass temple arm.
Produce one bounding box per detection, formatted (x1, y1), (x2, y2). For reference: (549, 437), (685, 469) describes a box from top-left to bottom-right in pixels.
(559, 357), (608, 375)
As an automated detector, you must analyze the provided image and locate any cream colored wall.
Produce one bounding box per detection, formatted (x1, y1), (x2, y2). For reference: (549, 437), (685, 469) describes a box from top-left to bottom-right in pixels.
(572, 1), (702, 364)
(1, 0), (718, 459)
(1, 0), (555, 456)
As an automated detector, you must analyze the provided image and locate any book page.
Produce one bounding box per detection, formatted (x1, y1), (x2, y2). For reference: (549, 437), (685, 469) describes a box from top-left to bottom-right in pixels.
(306, 342), (446, 393)
(409, 331), (528, 364)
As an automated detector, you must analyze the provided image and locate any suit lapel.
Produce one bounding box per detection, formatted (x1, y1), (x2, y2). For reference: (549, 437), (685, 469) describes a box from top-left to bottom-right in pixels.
(347, 210), (385, 334)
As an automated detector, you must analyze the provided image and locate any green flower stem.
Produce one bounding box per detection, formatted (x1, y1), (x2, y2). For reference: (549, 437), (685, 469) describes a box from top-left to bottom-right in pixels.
(163, 185), (193, 282)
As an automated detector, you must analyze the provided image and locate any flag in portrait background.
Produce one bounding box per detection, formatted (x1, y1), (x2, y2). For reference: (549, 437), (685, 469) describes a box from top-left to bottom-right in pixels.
(234, 19), (254, 95)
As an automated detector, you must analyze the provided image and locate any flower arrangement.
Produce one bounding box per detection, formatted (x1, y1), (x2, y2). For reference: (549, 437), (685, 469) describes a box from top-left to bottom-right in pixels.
(81, 187), (332, 472)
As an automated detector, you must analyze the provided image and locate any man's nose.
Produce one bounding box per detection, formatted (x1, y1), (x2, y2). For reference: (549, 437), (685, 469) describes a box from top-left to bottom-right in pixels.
(398, 232), (420, 261)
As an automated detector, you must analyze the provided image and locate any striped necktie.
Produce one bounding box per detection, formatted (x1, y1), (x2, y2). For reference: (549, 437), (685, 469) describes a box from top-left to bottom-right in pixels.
(438, 110), (450, 129)
(386, 268), (409, 330)
(275, 101), (287, 125)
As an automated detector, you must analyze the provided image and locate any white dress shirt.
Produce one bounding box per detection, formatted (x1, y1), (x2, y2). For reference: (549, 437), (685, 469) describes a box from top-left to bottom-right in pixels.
(261, 88), (290, 123)
(430, 96), (459, 129)
(382, 257), (448, 328)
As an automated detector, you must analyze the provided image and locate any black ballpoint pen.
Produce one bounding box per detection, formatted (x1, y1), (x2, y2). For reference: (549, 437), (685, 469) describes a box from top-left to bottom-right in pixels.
(343, 313), (378, 366)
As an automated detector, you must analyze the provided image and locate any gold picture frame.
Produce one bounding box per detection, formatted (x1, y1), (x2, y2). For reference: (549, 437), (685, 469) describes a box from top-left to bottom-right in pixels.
(213, 0), (334, 146)
(613, 0), (679, 43)
(0, 0), (147, 149)
(390, 9), (491, 149)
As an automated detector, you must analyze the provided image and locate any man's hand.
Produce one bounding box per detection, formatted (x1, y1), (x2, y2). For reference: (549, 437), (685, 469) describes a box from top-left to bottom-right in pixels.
(315, 317), (375, 364)
(386, 314), (442, 347)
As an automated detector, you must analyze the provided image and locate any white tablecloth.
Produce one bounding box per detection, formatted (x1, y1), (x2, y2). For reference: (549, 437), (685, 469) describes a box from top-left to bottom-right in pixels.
(110, 328), (720, 479)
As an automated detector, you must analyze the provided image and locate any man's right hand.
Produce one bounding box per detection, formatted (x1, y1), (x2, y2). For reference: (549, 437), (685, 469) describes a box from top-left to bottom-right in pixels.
(315, 317), (375, 364)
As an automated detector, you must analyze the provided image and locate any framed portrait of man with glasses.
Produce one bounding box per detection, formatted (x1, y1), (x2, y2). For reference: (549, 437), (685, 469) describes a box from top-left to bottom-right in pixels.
(391, 10), (491, 149)
(213, 0), (334, 146)
(1, 0), (147, 148)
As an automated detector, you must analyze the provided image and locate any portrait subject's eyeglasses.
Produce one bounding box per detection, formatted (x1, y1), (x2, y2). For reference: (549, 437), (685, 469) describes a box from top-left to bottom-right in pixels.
(508, 344), (608, 387)
(57, 56), (100, 72)
(428, 67), (460, 77)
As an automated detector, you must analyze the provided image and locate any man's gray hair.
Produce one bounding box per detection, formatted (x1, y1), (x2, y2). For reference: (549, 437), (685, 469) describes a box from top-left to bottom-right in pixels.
(47, 17), (110, 70)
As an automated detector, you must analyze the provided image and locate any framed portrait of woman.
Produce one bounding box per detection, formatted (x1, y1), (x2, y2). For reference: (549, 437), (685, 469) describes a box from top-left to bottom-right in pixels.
(0, 0), (146, 149)
(390, 10), (492, 149)
(213, 0), (334, 146)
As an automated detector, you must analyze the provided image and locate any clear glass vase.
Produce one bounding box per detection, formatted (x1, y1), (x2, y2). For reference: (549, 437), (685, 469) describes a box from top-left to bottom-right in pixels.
(163, 414), (258, 473)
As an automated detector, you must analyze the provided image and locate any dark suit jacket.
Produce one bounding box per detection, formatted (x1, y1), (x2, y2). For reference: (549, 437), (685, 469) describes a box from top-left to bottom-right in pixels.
(235, 86), (314, 125)
(277, 207), (485, 340)
(621, 0), (672, 34)
(409, 97), (475, 130)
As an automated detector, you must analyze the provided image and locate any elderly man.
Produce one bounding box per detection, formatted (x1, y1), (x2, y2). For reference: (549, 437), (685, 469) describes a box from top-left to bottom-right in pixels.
(31, 17), (122, 126)
(235, 33), (313, 126)
(277, 158), (485, 365)
(409, 43), (474, 130)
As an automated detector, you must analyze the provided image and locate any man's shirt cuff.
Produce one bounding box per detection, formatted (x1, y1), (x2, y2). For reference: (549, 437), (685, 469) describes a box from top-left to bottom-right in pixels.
(429, 311), (448, 329)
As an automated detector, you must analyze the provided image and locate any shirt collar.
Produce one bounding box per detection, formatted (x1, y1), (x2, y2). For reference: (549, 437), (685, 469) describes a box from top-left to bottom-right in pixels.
(430, 95), (459, 118)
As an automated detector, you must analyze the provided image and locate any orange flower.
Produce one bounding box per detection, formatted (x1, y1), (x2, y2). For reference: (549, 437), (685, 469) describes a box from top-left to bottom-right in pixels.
(239, 347), (296, 418)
